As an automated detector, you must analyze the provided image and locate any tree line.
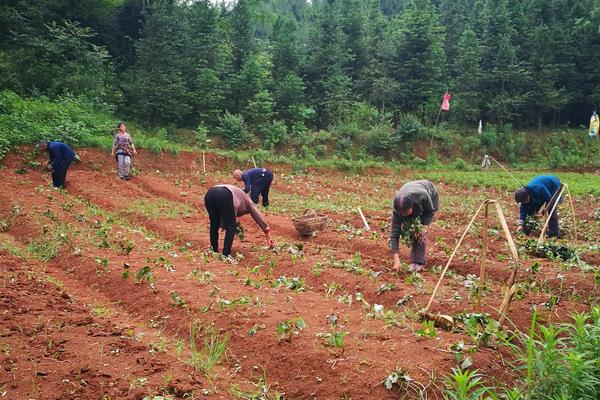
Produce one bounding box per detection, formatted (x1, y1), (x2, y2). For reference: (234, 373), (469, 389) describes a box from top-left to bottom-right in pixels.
(1, 0), (600, 151)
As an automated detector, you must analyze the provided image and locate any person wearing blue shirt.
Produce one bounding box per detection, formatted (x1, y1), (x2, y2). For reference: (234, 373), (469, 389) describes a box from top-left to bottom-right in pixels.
(514, 175), (562, 237)
(233, 167), (273, 207)
(39, 140), (75, 188)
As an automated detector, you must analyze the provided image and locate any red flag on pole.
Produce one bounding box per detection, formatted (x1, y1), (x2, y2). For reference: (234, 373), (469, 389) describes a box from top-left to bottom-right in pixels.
(441, 91), (451, 111)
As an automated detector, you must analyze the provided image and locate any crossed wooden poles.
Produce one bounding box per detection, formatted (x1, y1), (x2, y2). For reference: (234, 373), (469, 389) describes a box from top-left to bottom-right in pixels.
(422, 199), (519, 323)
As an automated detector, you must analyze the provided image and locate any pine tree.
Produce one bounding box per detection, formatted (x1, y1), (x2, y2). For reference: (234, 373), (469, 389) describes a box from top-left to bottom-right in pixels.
(124, 1), (190, 124)
(452, 26), (483, 125)
(391, 0), (445, 114)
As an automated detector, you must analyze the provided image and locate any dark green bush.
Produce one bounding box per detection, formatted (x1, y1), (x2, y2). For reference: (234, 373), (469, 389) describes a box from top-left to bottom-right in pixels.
(217, 112), (249, 149)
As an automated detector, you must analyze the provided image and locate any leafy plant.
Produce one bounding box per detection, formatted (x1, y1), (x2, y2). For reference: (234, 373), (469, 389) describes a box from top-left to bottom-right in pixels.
(524, 215), (542, 233)
(276, 317), (306, 342)
(399, 217), (424, 245)
(524, 239), (578, 261)
(170, 291), (187, 308)
(415, 320), (437, 338)
(273, 275), (305, 292)
(443, 368), (492, 400)
(377, 282), (396, 295)
(135, 266), (157, 291)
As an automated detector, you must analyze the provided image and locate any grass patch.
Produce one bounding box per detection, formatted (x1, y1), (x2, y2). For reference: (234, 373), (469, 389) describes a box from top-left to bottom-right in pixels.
(419, 170), (600, 196)
(126, 198), (194, 219)
(91, 305), (111, 318)
(0, 236), (26, 259)
(186, 321), (228, 374)
(27, 236), (61, 261)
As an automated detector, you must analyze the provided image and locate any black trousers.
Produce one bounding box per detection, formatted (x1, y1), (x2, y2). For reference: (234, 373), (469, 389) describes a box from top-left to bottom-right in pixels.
(51, 160), (72, 188)
(249, 170), (273, 207)
(204, 187), (236, 256)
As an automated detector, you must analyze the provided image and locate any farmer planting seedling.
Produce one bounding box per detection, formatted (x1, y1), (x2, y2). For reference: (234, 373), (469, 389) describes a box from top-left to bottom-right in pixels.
(39, 140), (75, 188)
(515, 175), (562, 237)
(204, 184), (273, 257)
(390, 180), (439, 272)
(233, 167), (273, 207)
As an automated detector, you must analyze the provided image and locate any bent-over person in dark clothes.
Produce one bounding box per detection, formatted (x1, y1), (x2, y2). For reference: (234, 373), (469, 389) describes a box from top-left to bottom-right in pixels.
(233, 167), (273, 207)
(39, 140), (75, 189)
(515, 175), (562, 237)
(390, 180), (439, 273)
(204, 184), (273, 257)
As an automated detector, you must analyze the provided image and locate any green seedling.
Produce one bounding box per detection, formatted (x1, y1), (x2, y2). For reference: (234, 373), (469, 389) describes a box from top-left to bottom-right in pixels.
(277, 317), (306, 342)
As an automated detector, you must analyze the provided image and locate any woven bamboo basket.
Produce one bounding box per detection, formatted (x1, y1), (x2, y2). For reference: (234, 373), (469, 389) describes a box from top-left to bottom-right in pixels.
(292, 209), (328, 236)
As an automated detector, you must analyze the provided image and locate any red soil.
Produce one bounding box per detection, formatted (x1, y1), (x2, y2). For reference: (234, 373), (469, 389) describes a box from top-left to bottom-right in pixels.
(0, 147), (597, 399)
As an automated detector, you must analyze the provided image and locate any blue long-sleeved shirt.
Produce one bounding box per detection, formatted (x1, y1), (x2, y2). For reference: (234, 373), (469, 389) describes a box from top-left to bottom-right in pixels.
(519, 175), (561, 222)
(241, 168), (271, 193)
(47, 142), (75, 169)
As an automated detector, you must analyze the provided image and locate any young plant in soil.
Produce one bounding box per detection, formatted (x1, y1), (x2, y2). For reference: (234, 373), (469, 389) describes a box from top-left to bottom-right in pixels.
(273, 275), (306, 292)
(170, 291), (188, 308)
(135, 265), (158, 292)
(415, 320), (437, 338)
(276, 317), (306, 342)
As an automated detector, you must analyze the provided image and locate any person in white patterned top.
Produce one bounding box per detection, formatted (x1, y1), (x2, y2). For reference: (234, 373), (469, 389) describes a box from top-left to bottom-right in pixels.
(110, 122), (137, 180)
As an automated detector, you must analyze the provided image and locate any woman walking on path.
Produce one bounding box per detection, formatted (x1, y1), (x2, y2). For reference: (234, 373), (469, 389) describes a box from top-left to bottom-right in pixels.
(111, 122), (137, 179)
(204, 184), (273, 257)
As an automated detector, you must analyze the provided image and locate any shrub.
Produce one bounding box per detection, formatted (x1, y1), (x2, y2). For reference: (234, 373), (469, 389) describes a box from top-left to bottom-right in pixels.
(366, 123), (394, 157)
(264, 120), (288, 149)
(393, 113), (426, 142)
(451, 158), (467, 170)
(217, 112), (249, 149)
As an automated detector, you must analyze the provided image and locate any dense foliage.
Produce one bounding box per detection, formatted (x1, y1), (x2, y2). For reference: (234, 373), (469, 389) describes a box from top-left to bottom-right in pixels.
(1, 0), (600, 163)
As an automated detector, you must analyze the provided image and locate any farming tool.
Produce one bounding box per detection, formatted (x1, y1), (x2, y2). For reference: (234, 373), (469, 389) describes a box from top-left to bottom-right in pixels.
(420, 199), (520, 326)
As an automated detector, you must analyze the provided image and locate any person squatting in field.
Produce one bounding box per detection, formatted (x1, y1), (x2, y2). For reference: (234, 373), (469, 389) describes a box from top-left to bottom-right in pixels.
(111, 122), (137, 180)
(515, 175), (562, 237)
(204, 184), (273, 257)
(233, 167), (274, 207)
(39, 140), (75, 189)
(390, 180), (439, 273)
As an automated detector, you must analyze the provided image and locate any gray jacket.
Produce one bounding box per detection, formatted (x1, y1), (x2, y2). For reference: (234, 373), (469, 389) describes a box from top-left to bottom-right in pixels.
(390, 180), (439, 253)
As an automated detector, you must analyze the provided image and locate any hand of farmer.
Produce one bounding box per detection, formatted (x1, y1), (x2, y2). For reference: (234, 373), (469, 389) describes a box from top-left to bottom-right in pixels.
(43, 161), (52, 172)
(516, 225), (523, 233)
(133, 149), (138, 155)
(392, 253), (401, 272)
(264, 229), (274, 248)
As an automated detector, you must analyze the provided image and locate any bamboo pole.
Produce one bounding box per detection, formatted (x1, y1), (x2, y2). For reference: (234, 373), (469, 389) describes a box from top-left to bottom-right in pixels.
(252, 156), (257, 168)
(494, 202), (520, 322)
(477, 203), (489, 311)
(538, 185), (565, 244)
(202, 151), (206, 174)
(357, 207), (371, 231)
(565, 184), (577, 241)
(424, 200), (487, 312)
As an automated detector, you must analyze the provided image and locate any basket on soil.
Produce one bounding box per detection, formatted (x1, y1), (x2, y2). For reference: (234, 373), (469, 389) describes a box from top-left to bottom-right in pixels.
(292, 209), (329, 236)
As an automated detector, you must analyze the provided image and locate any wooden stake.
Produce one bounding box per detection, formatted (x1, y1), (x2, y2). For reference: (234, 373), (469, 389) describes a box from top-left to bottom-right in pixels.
(252, 156), (257, 168)
(538, 185), (565, 244)
(565, 184), (577, 241)
(357, 208), (371, 231)
(425, 200), (487, 312)
(494, 202), (520, 322)
(202, 151), (206, 174)
(477, 203), (489, 311)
